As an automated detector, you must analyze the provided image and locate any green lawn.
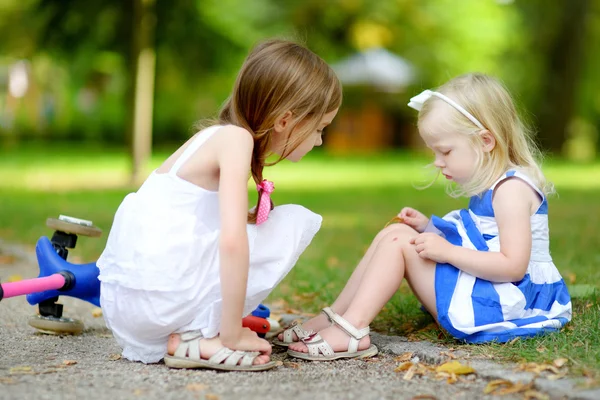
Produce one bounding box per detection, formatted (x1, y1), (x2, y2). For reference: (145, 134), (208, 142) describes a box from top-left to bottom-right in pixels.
(1, 143), (599, 380)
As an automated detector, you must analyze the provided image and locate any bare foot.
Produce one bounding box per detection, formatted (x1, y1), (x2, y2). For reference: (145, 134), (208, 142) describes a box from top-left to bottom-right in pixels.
(167, 334), (271, 365)
(288, 324), (371, 353)
(277, 312), (331, 343)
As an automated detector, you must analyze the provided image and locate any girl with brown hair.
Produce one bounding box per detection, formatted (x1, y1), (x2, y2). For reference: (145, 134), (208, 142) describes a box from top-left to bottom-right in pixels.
(97, 39), (342, 371)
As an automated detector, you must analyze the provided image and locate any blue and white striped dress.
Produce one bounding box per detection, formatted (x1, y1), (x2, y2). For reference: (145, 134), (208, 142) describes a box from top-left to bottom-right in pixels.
(428, 170), (571, 343)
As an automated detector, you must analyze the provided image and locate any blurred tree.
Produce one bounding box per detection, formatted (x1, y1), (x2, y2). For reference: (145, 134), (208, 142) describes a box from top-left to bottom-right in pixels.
(516, 0), (592, 154)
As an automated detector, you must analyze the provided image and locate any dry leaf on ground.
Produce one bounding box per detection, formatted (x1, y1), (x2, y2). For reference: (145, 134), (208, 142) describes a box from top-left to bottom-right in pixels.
(394, 361), (413, 372)
(436, 361), (476, 375)
(186, 383), (208, 391)
(524, 390), (550, 400)
(62, 360), (77, 366)
(0, 255), (16, 265)
(484, 379), (534, 396)
(9, 366), (34, 375)
(553, 358), (568, 368)
(91, 307), (103, 318)
(394, 352), (414, 362)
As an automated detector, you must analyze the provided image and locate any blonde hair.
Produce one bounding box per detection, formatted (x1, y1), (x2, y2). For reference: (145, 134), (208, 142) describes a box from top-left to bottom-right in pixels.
(211, 39), (342, 223)
(418, 73), (553, 197)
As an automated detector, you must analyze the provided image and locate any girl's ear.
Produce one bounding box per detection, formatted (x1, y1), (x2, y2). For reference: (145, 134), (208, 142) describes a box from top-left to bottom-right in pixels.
(273, 111), (293, 134)
(480, 130), (496, 153)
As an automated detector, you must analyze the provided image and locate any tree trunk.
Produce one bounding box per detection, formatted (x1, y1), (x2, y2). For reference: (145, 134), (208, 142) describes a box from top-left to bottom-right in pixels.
(128, 0), (157, 185)
(535, 0), (590, 154)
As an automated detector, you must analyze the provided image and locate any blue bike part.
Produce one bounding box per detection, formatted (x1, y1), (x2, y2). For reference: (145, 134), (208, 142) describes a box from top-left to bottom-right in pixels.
(26, 237), (101, 307)
(251, 304), (270, 318)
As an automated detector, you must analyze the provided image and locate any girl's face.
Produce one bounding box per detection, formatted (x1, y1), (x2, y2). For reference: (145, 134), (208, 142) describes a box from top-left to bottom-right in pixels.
(419, 107), (480, 185)
(274, 108), (339, 162)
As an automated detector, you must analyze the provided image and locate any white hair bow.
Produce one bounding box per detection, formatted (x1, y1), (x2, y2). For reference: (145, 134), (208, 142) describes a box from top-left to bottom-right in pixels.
(407, 89), (484, 130)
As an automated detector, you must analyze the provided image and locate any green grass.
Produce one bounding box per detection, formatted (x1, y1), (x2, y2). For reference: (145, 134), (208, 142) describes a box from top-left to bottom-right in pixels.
(1, 143), (599, 378)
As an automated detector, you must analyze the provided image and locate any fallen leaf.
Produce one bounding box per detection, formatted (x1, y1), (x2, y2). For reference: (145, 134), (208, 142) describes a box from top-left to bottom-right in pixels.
(108, 354), (122, 361)
(9, 366), (34, 375)
(394, 362), (413, 372)
(567, 273), (576, 284)
(394, 352), (414, 362)
(436, 361), (476, 375)
(524, 390), (550, 400)
(439, 351), (457, 359)
(0, 255), (16, 265)
(385, 216), (404, 227)
(0, 377), (16, 384)
(484, 379), (513, 394)
(547, 371), (568, 380)
(91, 307), (103, 318)
(553, 358), (568, 368)
(205, 394), (219, 400)
(186, 383), (208, 391)
(283, 362), (301, 369)
(403, 364), (417, 381)
(411, 396), (437, 400)
(493, 381), (534, 396)
(63, 360), (77, 366)
(536, 346), (547, 353)
(133, 389), (144, 396)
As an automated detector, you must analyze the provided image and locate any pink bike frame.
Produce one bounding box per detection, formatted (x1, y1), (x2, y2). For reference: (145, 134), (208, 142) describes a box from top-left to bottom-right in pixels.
(0, 274), (66, 300)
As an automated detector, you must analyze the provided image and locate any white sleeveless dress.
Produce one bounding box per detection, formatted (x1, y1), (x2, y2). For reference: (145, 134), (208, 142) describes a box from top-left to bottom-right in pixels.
(97, 125), (322, 363)
(429, 170), (571, 343)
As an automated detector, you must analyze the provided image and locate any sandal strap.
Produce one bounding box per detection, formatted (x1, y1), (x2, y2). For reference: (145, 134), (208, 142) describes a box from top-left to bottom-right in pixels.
(174, 331), (204, 359)
(209, 347), (261, 367)
(283, 324), (311, 343)
(322, 307), (369, 353)
(223, 350), (247, 366)
(240, 351), (261, 367)
(304, 334), (335, 357)
(208, 347), (235, 364)
(322, 307), (370, 340)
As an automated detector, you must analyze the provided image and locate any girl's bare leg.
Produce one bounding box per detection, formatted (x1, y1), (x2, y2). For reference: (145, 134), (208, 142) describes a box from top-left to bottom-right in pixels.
(278, 225), (404, 342)
(289, 224), (437, 353)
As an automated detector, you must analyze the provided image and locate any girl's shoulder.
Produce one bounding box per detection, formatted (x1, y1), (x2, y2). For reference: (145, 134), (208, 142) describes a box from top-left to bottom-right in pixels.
(490, 170), (544, 199)
(207, 124), (254, 150)
(490, 170), (546, 216)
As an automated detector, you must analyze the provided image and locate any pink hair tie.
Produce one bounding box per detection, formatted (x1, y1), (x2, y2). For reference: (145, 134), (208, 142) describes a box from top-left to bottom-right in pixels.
(256, 180), (275, 225)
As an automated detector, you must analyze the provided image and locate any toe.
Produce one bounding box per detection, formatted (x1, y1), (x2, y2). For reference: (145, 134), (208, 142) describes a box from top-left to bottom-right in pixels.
(289, 341), (308, 353)
(254, 354), (271, 365)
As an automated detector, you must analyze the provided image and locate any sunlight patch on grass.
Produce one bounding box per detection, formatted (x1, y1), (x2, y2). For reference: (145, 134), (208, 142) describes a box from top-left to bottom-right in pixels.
(1, 145), (599, 192)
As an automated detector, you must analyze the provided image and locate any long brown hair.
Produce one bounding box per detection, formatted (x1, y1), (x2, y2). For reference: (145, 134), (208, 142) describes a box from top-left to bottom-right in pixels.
(218, 39), (342, 222)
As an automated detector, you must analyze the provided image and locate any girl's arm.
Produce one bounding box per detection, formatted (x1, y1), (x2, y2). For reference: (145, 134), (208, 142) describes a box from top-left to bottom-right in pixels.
(215, 126), (255, 347)
(445, 178), (538, 282)
(413, 178), (539, 283)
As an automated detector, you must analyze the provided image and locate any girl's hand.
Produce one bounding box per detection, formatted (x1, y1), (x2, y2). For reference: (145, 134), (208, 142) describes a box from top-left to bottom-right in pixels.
(224, 328), (272, 356)
(399, 207), (430, 233)
(411, 233), (453, 264)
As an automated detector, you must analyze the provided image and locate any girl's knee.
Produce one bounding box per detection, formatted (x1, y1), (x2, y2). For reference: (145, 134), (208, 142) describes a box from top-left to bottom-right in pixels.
(379, 224), (417, 244)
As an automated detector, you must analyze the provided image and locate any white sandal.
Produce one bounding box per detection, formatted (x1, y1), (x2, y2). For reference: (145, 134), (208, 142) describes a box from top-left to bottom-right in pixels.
(164, 331), (280, 371)
(272, 323), (315, 347)
(287, 307), (378, 361)
(272, 308), (335, 347)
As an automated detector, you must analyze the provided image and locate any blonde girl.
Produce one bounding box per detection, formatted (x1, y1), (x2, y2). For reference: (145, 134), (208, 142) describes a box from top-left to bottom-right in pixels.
(278, 73), (571, 361)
